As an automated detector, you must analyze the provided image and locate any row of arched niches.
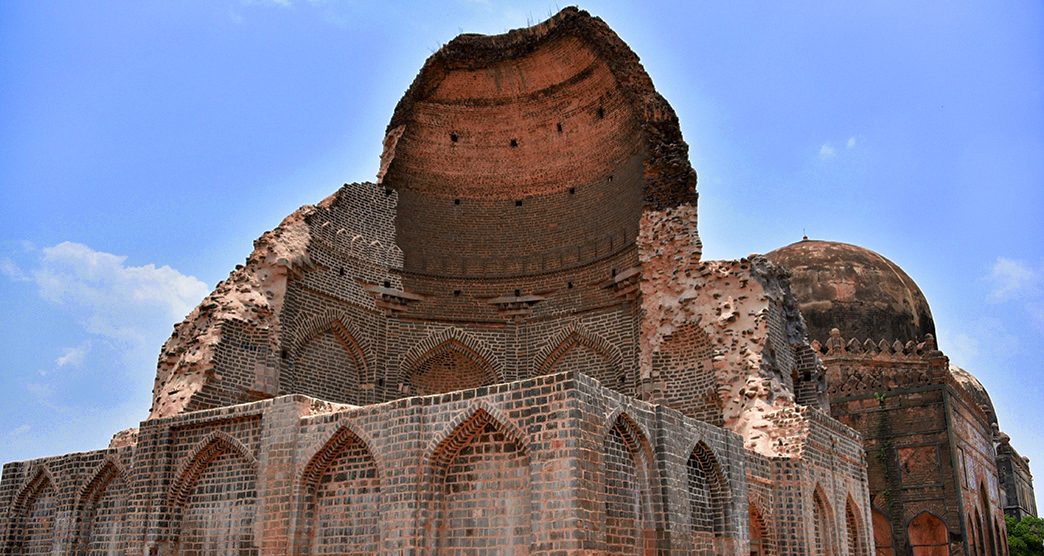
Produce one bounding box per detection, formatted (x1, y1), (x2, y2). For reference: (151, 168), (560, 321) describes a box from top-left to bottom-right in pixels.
(1, 378), (873, 555)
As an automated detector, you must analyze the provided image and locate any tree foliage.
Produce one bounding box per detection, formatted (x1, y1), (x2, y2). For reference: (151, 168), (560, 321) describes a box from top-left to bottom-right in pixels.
(1007, 514), (1044, 556)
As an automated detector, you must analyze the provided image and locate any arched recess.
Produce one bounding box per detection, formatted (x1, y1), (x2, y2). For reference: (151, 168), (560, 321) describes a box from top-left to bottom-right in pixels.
(967, 516), (978, 556)
(288, 313), (369, 405)
(602, 411), (657, 554)
(296, 424), (380, 555)
(74, 457), (129, 555)
(651, 322), (719, 422)
(168, 431), (259, 555)
(980, 481), (997, 556)
(993, 517), (1006, 556)
(845, 496), (867, 556)
(400, 328), (501, 396)
(686, 440), (730, 551)
(908, 511), (949, 556)
(749, 501), (773, 556)
(811, 485), (837, 556)
(974, 507), (987, 556)
(5, 466), (58, 554)
(425, 405), (532, 554)
(533, 323), (624, 388)
(871, 508), (894, 556)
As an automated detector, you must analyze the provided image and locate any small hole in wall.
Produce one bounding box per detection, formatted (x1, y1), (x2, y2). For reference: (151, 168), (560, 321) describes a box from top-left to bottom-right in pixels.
(383, 280), (391, 288)
(454, 198), (461, 205)
(618, 375), (626, 386)
(597, 106), (605, 119)
(453, 290), (461, 297)
(515, 200), (523, 207)
(384, 188), (392, 196)
(280, 349), (288, 360)
(556, 122), (563, 133)
(607, 175), (614, 183)
(450, 132), (458, 142)
(338, 267), (345, 277)
(514, 289), (521, 297)
(611, 268), (617, 277)
(569, 187), (576, 195)
(567, 281), (573, 289)
(377, 378), (385, 387)
(510, 138), (519, 148)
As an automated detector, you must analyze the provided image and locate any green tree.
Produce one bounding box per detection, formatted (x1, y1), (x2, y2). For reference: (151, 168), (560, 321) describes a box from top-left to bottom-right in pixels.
(1007, 514), (1044, 555)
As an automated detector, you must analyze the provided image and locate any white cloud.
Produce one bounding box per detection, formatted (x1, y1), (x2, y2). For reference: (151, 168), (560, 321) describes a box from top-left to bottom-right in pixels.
(986, 257), (1036, 302)
(30, 242), (209, 344)
(846, 136), (857, 149)
(0, 257), (28, 282)
(56, 342), (91, 368)
(818, 144), (836, 159)
(4, 425), (30, 439)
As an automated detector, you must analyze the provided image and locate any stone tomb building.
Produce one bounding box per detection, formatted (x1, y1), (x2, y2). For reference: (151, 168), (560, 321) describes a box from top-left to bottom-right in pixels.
(767, 240), (1035, 556)
(0, 8), (1030, 556)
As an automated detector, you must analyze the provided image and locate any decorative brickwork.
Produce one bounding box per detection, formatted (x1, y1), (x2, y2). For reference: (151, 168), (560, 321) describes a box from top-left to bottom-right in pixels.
(168, 432), (259, 555)
(813, 485), (838, 556)
(74, 457), (129, 555)
(428, 408), (531, 554)
(602, 413), (656, 553)
(298, 426), (380, 554)
(686, 441), (730, 552)
(5, 468), (57, 554)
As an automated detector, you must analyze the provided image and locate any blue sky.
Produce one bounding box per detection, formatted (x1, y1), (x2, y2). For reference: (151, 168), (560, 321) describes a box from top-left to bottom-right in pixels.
(1, 1), (1042, 485)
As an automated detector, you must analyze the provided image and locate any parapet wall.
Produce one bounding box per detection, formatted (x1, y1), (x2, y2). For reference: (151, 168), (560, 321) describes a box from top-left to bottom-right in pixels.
(1, 371), (870, 555)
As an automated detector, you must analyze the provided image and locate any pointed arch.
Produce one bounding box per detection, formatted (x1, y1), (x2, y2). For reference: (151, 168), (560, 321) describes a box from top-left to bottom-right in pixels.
(811, 484), (837, 556)
(651, 321), (720, 421)
(845, 495), (867, 556)
(994, 517), (1006, 556)
(11, 465), (57, 515)
(686, 439), (731, 550)
(168, 431), (257, 509)
(167, 431), (259, 554)
(908, 511), (949, 555)
(602, 411), (658, 554)
(287, 310), (370, 369)
(968, 516), (979, 556)
(5, 465), (58, 554)
(871, 507), (895, 556)
(749, 500), (773, 556)
(974, 507), (987, 556)
(74, 456), (130, 554)
(424, 404), (532, 554)
(980, 480), (998, 556)
(296, 422), (381, 554)
(400, 328), (502, 396)
(533, 322), (624, 387)
(286, 310), (370, 404)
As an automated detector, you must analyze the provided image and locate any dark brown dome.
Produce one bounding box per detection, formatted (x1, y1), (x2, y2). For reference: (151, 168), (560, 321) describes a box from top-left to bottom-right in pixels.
(950, 365), (998, 426)
(765, 239), (935, 343)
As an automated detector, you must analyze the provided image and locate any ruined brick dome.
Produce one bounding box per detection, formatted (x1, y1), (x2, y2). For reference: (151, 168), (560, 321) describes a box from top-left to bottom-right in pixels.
(378, 7), (696, 279)
(765, 239), (936, 343)
(950, 364), (999, 426)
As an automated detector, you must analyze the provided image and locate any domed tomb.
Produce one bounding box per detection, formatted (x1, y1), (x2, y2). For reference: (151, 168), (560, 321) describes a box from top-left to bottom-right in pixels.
(950, 364), (999, 426)
(766, 239), (935, 343)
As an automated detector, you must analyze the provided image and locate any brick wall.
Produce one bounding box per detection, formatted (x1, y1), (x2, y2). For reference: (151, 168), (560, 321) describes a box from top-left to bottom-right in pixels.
(0, 371), (871, 555)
